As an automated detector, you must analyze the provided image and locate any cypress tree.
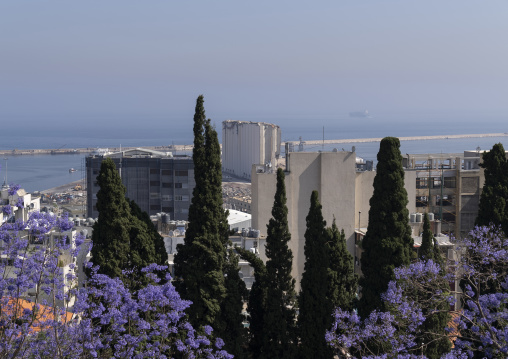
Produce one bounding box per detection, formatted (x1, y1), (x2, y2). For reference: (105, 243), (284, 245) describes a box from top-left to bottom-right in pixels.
(90, 158), (167, 290)
(358, 137), (414, 318)
(327, 219), (357, 312)
(416, 214), (452, 358)
(298, 191), (333, 359)
(128, 199), (167, 289)
(261, 168), (297, 359)
(419, 213), (434, 261)
(128, 199), (166, 267)
(173, 95), (227, 329)
(236, 247), (267, 359)
(476, 143), (508, 235)
(90, 157), (132, 281)
(219, 249), (249, 359)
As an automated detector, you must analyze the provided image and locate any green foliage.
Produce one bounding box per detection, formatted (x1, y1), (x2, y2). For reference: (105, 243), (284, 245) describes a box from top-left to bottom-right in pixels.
(327, 220), (358, 312)
(174, 95), (227, 329)
(358, 137), (414, 318)
(236, 247), (267, 359)
(261, 168), (297, 359)
(219, 249), (249, 359)
(298, 191), (333, 359)
(476, 143), (508, 235)
(90, 157), (168, 291)
(128, 199), (167, 289)
(419, 213), (434, 261)
(173, 96), (246, 355)
(91, 157), (132, 281)
(128, 199), (167, 266)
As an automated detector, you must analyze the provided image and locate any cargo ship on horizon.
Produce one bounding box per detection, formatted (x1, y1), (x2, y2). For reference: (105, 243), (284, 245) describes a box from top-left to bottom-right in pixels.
(349, 110), (370, 118)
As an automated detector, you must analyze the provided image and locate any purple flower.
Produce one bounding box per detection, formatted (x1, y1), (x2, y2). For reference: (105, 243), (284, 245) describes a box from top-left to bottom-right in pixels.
(0, 195), (231, 359)
(7, 183), (21, 196)
(2, 204), (12, 216)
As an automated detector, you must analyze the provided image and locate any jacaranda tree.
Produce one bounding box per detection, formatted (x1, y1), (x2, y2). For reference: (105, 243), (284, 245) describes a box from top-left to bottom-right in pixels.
(0, 204), (232, 358)
(327, 225), (508, 359)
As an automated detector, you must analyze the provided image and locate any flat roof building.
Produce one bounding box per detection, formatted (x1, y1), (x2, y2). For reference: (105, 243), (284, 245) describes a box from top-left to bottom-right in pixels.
(86, 148), (195, 220)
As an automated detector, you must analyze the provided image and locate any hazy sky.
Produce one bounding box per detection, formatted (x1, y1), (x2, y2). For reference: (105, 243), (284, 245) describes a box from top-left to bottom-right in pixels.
(1, 1), (507, 128)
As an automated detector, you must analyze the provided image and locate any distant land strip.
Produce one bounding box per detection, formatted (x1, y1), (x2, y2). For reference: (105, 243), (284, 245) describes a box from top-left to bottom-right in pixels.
(290, 132), (508, 146)
(1, 133), (507, 156)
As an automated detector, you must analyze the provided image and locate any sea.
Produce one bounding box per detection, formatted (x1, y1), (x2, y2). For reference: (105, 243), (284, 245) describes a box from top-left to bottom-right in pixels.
(1, 110), (507, 193)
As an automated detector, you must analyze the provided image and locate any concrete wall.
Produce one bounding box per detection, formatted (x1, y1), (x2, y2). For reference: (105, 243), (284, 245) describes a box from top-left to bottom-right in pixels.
(252, 151), (418, 291)
(253, 151), (357, 289)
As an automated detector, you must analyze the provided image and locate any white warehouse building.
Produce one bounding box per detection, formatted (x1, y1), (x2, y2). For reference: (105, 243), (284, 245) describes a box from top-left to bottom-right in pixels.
(222, 120), (281, 180)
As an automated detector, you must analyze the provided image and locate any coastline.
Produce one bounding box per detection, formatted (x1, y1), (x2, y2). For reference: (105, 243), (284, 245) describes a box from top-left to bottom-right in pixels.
(2, 133), (507, 157)
(40, 180), (83, 194)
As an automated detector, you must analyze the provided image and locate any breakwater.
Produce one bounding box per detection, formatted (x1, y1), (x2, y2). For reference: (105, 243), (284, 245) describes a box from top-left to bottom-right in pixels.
(1, 133), (507, 156)
(294, 132), (508, 146)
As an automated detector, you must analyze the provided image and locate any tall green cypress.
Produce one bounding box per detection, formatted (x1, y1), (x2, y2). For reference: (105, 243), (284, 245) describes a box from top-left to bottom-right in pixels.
(220, 249), (249, 359)
(91, 157), (132, 281)
(128, 199), (167, 267)
(173, 95), (227, 329)
(90, 158), (167, 290)
(128, 199), (167, 289)
(327, 219), (357, 312)
(261, 168), (297, 359)
(419, 213), (434, 261)
(416, 213), (451, 358)
(476, 143), (508, 235)
(358, 137), (414, 318)
(236, 247), (267, 359)
(298, 191), (333, 359)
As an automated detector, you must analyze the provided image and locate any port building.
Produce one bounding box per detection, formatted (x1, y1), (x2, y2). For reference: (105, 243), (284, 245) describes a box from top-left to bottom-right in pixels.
(222, 120), (281, 180)
(86, 148), (195, 221)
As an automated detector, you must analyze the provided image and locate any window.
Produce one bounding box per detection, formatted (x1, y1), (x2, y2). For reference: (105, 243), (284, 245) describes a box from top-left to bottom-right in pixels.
(175, 195), (183, 201)
(162, 206), (174, 212)
(150, 169), (159, 174)
(150, 205), (160, 210)
(416, 178), (428, 189)
(443, 177), (456, 188)
(416, 196), (428, 207)
(150, 181), (160, 187)
(93, 169), (99, 175)
(437, 195), (453, 206)
(175, 183), (182, 188)
(175, 170), (188, 177)
(162, 195), (172, 201)
(162, 169), (172, 175)
(162, 182), (173, 188)
(432, 177), (442, 188)
(150, 192), (160, 199)
(174, 195), (189, 201)
(442, 212), (455, 223)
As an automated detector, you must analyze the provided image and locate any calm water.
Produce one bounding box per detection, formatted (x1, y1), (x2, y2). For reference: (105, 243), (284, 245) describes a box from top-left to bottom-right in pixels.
(2, 110), (507, 193)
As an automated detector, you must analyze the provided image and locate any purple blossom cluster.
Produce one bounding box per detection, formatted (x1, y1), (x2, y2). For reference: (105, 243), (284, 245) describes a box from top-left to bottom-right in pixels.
(1, 210), (232, 358)
(7, 184), (21, 197)
(2, 204), (12, 216)
(326, 225), (508, 358)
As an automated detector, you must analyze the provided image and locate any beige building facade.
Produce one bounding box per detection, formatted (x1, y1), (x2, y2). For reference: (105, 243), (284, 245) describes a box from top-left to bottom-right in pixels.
(252, 150), (417, 290)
